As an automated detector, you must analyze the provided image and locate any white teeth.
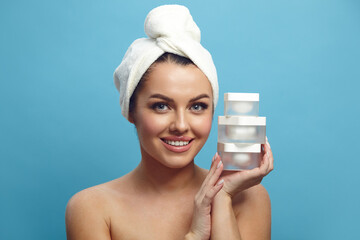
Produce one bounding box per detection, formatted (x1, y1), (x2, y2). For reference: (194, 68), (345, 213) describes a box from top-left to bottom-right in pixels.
(164, 140), (190, 146)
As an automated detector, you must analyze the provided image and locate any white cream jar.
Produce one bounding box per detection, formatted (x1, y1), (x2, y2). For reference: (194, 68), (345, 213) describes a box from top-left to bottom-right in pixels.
(218, 116), (266, 143)
(218, 142), (262, 170)
(224, 93), (259, 116)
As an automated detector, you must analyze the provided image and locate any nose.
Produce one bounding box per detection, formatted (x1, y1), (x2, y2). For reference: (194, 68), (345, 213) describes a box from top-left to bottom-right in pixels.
(169, 109), (189, 134)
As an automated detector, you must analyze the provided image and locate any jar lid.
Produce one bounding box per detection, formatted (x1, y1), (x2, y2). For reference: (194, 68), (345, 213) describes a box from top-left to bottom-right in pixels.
(218, 116), (266, 125)
(217, 142), (262, 153)
(224, 93), (259, 101)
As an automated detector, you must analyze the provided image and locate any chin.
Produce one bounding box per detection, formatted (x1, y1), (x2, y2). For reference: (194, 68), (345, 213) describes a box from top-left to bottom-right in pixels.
(159, 153), (195, 169)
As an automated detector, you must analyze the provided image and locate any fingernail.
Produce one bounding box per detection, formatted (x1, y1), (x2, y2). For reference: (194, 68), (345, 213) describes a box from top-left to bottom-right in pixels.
(217, 160), (222, 169)
(215, 152), (218, 159)
(217, 179), (224, 185)
(266, 137), (271, 149)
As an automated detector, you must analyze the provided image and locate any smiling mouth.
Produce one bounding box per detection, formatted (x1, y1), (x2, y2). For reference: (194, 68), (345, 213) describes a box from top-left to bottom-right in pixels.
(161, 139), (192, 147)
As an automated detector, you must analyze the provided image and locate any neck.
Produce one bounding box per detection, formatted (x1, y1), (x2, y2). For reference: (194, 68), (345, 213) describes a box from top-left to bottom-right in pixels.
(133, 150), (204, 195)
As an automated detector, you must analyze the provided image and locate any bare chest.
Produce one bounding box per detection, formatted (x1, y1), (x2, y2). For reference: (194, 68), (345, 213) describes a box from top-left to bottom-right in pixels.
(109, 195), (194, 240)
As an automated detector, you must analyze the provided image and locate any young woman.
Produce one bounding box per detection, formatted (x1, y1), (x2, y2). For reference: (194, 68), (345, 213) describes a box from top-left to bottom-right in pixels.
(66, 5), (274, 240)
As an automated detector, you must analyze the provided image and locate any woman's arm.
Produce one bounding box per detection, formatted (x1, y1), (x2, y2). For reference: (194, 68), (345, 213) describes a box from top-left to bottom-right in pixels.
(234, 185), (271, 239)
(211, 185), (271, 240)
(211, 190), (242, 239)
(211, 139), (273, 240)
(65, 188), (111, 240)
(185, 153), (224, 240)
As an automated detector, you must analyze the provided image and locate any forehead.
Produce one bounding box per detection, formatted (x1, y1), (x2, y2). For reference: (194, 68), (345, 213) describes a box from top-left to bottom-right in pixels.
(139, 62), (213, 99)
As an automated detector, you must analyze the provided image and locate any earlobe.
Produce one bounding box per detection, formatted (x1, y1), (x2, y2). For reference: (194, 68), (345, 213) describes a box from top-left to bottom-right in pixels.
(128, 113), (135, 124)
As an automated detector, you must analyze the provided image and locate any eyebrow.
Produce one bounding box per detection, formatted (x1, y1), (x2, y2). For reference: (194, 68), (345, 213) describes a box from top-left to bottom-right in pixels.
(149, 93), (210, 102)
(149, 94), (174, 102)
(189, 94), (210, 102)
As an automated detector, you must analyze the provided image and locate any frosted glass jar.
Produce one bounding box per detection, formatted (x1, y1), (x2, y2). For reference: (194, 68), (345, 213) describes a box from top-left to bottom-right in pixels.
(218, 143), (262, 170)
(218, 116), (266, 143)
(224, 93), (259, 116)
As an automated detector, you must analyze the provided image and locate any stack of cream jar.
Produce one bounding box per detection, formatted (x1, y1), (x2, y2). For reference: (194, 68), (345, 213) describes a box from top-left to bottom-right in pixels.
(217, 93), (266, 170)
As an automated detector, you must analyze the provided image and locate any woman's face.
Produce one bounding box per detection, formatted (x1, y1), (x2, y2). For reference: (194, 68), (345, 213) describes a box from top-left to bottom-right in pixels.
(131, 61), (213, 168)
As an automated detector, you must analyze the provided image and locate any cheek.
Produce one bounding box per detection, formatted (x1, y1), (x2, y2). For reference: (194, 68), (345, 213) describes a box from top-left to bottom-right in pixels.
(136, 112), (168, 137)
(190, 115), (213, 137)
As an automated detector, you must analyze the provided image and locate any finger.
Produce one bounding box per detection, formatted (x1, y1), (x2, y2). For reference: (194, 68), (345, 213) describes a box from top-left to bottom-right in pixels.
(259, 145), (270, 176)
(206, 158), (223, 187)
(203, 153), (219, 184)
(202, 179), (224, 206)
(209, 153), (220, 174)
(267, 149), (274, 173)
(201, 156), (223, 194)
(267, 138), (274, 172)
(264, 137), (274, 173)
(209, 152), (217, 166)
(198, 153), (222, 195)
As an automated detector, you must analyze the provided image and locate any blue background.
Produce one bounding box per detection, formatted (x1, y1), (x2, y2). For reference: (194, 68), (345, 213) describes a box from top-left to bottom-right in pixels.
(1, 0), (359, 239)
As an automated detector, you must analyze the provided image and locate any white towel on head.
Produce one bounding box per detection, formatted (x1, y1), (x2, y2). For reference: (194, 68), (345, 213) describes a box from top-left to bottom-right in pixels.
(114, 4), (218, 120)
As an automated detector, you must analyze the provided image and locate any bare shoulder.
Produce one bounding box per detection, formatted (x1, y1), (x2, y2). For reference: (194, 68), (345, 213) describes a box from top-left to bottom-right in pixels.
(65, 174), (136, 240)
(66, 184), (113, 217)
(232, 184), (271, 208)
(65, 184), (114, 240)
(232, 184), (271, 239)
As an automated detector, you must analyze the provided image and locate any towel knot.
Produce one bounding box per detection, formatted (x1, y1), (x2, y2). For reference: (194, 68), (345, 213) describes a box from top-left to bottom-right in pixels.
(144, 5), (201, 43)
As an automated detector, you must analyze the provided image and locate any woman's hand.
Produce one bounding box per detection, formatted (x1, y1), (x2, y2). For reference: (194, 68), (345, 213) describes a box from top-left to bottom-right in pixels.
(186, 153), (224, 240)
(220, 137), (274, 198)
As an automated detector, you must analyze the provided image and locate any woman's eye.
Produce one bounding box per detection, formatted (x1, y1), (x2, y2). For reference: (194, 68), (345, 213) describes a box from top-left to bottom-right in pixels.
(190, 103), (208, 112)
(152, 103), (169, 112)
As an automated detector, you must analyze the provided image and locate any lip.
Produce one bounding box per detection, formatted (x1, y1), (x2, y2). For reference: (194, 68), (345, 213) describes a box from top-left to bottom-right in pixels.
(161, 136), (193, 141)
(160, 136), (194, 153)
